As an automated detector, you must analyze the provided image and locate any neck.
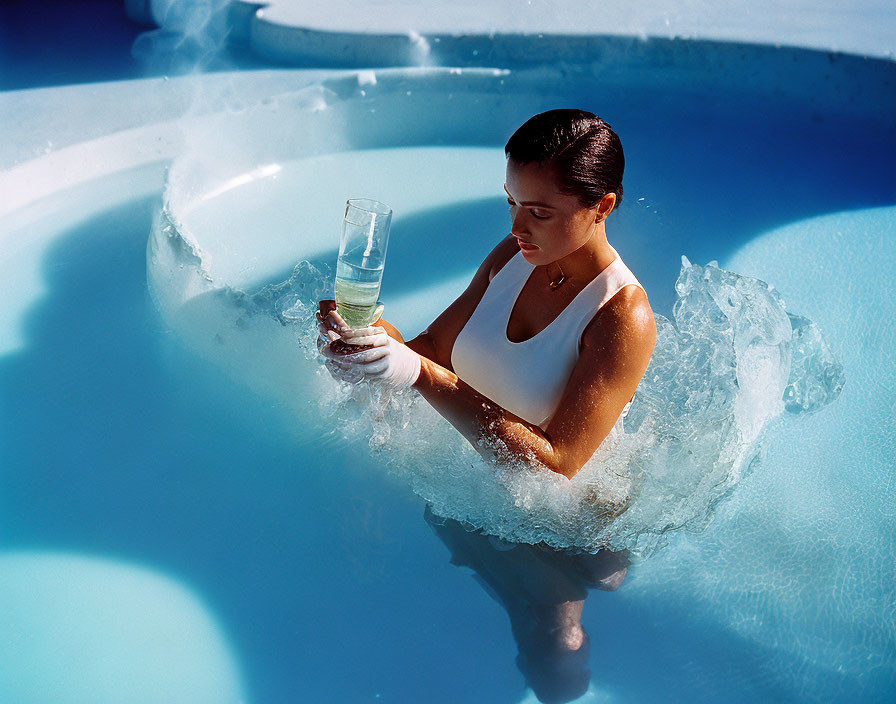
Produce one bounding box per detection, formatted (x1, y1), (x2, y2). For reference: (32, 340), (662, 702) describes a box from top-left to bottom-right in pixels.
(550, 222), (616, 287)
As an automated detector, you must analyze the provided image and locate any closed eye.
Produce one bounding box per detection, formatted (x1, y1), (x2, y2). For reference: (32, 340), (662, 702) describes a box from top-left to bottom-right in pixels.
(508, 194), (550, 220)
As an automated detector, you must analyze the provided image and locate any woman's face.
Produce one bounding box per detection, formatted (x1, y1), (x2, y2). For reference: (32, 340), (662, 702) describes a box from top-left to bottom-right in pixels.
(504, 158), (605, 265)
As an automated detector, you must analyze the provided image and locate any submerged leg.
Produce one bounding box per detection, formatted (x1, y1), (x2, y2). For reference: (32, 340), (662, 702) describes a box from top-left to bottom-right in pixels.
(423, 506), (594, 702)
(532, 600), (586, 650)
(512, 600), (592, 704)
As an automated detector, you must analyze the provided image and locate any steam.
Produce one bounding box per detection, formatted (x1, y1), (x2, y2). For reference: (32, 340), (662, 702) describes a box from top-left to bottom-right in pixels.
(130, 0), (234, 75)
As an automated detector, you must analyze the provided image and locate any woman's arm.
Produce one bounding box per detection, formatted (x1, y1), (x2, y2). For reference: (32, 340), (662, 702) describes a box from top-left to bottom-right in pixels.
(322, 236), (656, 478)
(410, 285), (657, 479)
(398, 234), (553, 466)
(319, 233), (514, 371)
(412, 356), (557, 470)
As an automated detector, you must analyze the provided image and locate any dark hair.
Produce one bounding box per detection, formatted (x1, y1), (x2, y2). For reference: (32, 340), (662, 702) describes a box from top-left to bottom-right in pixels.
(504, 109), (624, 210)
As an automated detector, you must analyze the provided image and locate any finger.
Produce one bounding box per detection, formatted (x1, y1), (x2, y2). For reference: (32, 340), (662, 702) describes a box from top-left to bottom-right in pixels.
(343, 334), (387, 347)
(341, 347), (389, 364)
(318, 324), (341, 342)
(326, 310), (350, 330)
(319, 343), (341, 360)
(317, 312), (345, 334)
(318, 318), (344, 339)
(340, 324), (386, 338)
(364, 359), (390, 376)
(340, 327), (388, 346)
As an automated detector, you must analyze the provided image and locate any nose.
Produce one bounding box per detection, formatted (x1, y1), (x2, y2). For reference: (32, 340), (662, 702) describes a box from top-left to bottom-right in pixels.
(510, 209), (529, 237)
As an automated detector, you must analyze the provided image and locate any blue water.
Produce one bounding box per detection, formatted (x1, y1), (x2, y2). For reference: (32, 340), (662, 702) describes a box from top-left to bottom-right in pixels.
(0, 0), (268, 91)
(4, 183), (891, 702)
(1, 4), (895, 704)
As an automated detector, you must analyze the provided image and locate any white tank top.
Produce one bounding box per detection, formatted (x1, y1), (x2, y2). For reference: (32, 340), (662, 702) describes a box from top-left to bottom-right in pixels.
(450, 244), (645, 431)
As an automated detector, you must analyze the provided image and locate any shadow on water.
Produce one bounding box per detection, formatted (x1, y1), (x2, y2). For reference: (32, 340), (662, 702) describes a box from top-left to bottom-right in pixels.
(1, 76), (894, 704)
(6, 192), (886, 704)
(0, 0), (145, 90)
(244, 103), (894, 322)
(0, 196), (521, 703)
(0, 0), (270, 91)
(0, 191), (845, 704)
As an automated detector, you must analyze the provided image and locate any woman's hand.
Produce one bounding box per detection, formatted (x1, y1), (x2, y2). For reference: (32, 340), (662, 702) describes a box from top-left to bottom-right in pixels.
(316, 301), (420, 390)
(316, 302), (362, 382)
(321, 324), (421, 391)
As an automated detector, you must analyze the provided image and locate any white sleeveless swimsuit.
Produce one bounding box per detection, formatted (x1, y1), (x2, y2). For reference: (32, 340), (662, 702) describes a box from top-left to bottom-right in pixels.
(450, 244), (645, 431)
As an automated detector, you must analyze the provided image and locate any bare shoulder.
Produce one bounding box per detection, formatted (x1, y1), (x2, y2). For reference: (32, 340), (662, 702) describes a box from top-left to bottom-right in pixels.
(581, 284), (657, 355)
(545, 284), (656, 477)
(487, 235), (521, 282)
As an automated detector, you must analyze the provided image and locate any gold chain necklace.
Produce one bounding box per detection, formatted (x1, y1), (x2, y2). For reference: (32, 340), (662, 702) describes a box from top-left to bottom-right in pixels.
(547, 262), (567, 290)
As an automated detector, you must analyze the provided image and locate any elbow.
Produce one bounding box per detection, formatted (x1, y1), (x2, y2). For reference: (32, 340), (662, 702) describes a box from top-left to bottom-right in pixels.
(546, 447), (581, 480)
(553, 463), (581, 480)
(531, 433), (580, 480)
(541, 464), (579, 480)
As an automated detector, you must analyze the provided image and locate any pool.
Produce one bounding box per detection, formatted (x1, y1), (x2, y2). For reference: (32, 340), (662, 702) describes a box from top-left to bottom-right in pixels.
(1, 5), (894, 704)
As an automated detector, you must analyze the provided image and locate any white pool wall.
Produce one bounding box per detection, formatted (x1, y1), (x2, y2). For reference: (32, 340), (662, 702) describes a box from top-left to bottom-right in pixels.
(2, 9), (895, 700)
(224, 0), (896, 64)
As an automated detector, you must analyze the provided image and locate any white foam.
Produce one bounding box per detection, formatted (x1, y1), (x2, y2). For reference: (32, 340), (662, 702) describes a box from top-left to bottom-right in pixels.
(149, 132), (840, 554)
(624, 205), (895, 694)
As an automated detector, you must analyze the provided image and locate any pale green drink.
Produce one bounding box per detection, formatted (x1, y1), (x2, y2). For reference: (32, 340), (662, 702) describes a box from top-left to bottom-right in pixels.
(335, 257), (384, 328)
(335, 199), (391, 328)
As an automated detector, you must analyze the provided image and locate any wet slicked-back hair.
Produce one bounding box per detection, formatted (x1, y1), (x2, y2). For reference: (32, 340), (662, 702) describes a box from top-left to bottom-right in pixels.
(504, 109), (624, 209)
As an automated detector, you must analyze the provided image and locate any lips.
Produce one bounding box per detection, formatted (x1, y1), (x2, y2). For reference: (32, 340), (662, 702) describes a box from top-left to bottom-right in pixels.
(516, 238), (538, 250)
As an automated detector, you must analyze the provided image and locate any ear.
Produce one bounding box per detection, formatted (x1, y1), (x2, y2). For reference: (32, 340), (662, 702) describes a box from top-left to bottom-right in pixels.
(595, 192), (616, 222)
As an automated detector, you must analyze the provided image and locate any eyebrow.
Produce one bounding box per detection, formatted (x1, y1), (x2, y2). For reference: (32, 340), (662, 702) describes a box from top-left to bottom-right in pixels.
(503, 185), (556, 209)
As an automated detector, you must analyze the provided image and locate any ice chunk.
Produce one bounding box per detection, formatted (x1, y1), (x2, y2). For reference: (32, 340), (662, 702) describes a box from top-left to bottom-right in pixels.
(150, 194), (844, 555)
(783, 313), (846, 414)
(357, 71), (377, 87)
(269, 258), (842, 556)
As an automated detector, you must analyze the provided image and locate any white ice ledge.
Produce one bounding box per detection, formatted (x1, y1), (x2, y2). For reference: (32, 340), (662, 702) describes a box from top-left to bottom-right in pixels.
(219, 0), (896, 64)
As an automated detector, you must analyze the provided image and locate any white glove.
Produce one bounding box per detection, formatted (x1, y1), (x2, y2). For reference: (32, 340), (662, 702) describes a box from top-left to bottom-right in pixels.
(320, 323), (421, 391)
(316, 315), (362, 383)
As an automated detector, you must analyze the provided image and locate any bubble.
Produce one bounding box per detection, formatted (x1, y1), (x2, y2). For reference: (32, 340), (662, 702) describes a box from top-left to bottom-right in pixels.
(260, 258), (841, 556)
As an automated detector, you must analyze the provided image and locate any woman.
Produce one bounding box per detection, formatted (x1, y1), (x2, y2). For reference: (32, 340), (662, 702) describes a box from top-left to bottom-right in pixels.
(318, 109), (656, 701)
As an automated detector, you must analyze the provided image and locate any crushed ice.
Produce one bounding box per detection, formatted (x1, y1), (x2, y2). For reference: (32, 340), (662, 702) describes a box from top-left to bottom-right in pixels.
(271, 255), (843, 555)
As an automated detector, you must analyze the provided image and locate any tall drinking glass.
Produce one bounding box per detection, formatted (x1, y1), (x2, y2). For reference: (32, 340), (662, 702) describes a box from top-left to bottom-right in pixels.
(335, 198), (392, 329)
